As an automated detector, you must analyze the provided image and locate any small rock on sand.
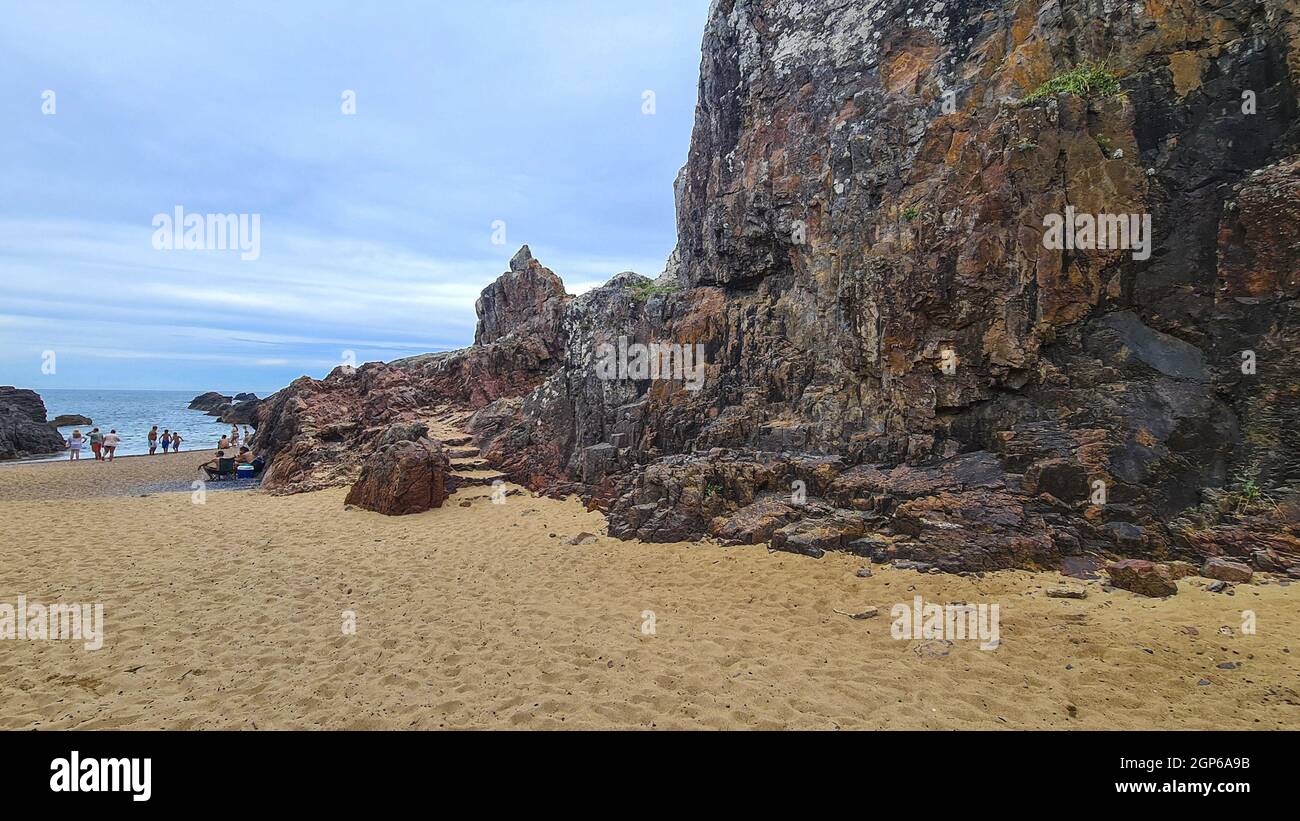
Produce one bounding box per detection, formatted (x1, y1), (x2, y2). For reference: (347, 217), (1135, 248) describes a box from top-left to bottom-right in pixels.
(1106, 559), (1177, 598)
(1047, 587), (1087, 599)
(1202, 558), (1253, 584)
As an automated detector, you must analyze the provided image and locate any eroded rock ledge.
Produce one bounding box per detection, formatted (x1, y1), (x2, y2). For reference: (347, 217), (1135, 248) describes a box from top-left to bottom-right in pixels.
(255, 0), (1300, 574)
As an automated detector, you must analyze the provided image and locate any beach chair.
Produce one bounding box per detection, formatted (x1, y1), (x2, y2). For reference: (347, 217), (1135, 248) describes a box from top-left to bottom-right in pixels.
(202, 457), (237, 481)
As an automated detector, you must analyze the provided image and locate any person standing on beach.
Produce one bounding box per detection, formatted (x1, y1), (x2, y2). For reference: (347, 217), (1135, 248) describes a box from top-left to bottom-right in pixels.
(148, 426), (159, 455)
(67, 430), (84, 460)
(231, 424), (240, 446)
(242, 425), (252, 444)
(171, 432), (183, 452)
(102, 429), (121, 461)
(88, 428), (103, 460)
(160, 430), (171, 453)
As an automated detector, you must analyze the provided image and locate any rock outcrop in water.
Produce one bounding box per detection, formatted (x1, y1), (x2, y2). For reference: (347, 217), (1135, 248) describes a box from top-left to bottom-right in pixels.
(0, 387), (68, 460)
(190, 391), (262, 426)
(49, 414), (92, 428)
(256, 0), (1300, 573)
(188, 392), (232, 412)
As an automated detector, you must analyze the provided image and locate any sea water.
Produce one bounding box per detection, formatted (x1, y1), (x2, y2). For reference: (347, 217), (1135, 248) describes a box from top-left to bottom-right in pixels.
(32, 389), (251, 460)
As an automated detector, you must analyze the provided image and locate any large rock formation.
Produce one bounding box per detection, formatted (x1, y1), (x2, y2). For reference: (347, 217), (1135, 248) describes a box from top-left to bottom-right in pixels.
(0, 387), (68, 460)
(344, 426), (451, 515)
(255, 0), (1300, 574)
(254, 249), (569, 494)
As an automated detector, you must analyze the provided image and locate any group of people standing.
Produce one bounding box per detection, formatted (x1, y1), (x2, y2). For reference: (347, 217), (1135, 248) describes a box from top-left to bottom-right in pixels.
(63, 423), (252, 461)
(64, 427), (122, 461)
(145, 426), (187, 455)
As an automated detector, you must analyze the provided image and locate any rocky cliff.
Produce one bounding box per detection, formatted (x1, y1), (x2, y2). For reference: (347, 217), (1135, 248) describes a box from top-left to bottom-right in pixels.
(256, 0), (1300, 573)
(0, 387), (68, 460)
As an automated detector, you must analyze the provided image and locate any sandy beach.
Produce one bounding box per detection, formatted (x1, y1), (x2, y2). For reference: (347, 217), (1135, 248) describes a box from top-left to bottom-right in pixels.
(0, 450), (221, 501)
(0, 454), (1297, 730)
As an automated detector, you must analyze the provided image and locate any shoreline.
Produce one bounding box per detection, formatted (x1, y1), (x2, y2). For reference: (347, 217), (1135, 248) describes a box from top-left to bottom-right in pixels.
(0, 448), (219, 467)
(0, 449), (226, 502)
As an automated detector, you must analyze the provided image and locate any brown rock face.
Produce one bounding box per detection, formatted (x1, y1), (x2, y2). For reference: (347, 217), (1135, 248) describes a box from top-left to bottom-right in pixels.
(255, 0), (1300, 573)
(1107, 559), (1178, 598)
(344, 437), (450, 516)
(474, 245), (569, 351)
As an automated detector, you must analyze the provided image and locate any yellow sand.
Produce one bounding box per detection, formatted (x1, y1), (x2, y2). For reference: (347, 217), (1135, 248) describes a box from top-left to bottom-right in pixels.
(0, 455), (1296, 729)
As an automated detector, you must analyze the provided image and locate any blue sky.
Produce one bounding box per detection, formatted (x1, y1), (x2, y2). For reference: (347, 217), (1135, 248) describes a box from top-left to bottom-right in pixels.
(0, 0), (708, 393)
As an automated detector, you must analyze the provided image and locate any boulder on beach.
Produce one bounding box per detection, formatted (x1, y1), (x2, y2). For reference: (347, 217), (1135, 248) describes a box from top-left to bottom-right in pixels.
(0, 386), (69, 460)
(1106, 559), (1178, 598)
(1201, 557), (1254, 584)
(49, 414), (93, 428)
(344, 437), (450, 515)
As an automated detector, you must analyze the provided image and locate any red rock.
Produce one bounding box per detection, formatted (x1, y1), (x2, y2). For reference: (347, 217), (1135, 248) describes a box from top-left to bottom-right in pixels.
(343, 438), (450, 516)
(709, 497), (801, 544)
(1201, 557), (1254, 584)
(1106, 559), (1178, 598)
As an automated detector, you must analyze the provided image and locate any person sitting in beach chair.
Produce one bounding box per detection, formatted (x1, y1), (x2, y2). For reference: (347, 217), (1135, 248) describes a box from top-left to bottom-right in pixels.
(200, 450), (237, 481)
(233, 447), (268, 477)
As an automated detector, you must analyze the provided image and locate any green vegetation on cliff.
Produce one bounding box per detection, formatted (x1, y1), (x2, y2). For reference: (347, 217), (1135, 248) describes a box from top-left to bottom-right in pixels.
(1025, 64), (1122, 103)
